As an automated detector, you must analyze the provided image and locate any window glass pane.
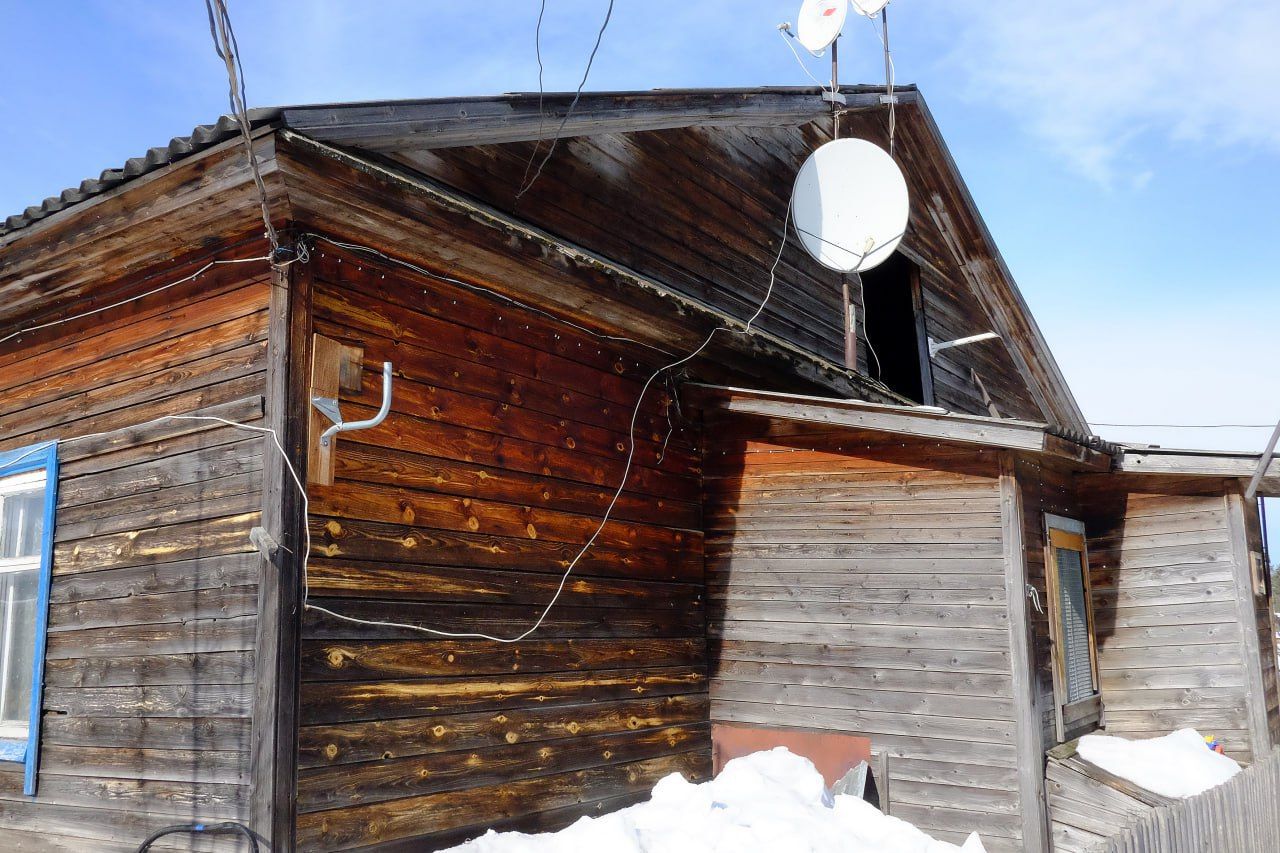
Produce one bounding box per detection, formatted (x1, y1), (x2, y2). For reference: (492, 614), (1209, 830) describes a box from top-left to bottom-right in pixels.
(1, 488), (45, 559)
(0, 570), (37, 729)
(1055, 546), (1094, 703)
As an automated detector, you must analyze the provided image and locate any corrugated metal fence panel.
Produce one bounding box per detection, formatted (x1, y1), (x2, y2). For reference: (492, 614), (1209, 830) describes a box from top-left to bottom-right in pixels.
(1091, 746), (1280, 852)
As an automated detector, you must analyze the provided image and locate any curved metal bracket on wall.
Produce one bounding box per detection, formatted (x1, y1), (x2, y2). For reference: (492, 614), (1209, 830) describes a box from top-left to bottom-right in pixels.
(315, 361), (394, 447)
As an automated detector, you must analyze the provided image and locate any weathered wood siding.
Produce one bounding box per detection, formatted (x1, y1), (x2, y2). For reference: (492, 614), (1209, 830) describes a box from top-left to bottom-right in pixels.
(0, 251), (271, 851)
(295, 243), (709, 851)
(1044, 752), (1154, 852)
(391, 118), (1045, 422)
(1081, 479), (1275, 763)
(703, 424), (1024, 852)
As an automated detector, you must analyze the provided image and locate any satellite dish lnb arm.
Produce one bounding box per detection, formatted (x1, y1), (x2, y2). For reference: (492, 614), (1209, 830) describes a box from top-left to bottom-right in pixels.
(319, 361), (394, 446)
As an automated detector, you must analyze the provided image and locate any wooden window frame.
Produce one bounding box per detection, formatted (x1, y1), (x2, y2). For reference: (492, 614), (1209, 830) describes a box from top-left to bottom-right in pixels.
(0, 442), (58, 796)
(1043, 513), (1102, 742)
(907, 265), (936, 407)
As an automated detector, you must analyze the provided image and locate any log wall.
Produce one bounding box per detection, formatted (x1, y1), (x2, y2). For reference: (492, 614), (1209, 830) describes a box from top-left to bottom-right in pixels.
(1081, 479), (1275, 763)
(0, 250), (271, 851)
(294, 244), (709, 851)
(703, 424), (1024, 852)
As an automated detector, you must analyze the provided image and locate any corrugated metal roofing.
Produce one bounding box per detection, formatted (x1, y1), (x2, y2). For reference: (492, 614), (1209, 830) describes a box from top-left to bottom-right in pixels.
(1, 108), (280, 238)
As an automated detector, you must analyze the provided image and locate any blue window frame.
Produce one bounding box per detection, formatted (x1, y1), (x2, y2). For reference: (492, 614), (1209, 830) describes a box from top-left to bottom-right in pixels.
(0, 441), (58, 796)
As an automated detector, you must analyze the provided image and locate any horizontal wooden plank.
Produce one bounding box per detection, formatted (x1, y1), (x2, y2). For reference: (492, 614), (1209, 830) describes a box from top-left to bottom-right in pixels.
(713, 639), (1012, 675)
(48, 586), (257, 633)
(297, 723), (707, 812)
(44, 651), (253, 689)
(298, 693), (708, 769)
(53, 513), (260, 576)
(38, 716), (249, 753)
(303, 597), (701, 642)
(43, 684), (252, 719)
(293, 751), (709, 850)
(712, 679), (1015, 721)
(710, 620), (1010, 651)
(310, 516), (699, 583)
(46, 615), (257, 659)
(300, 666), (706, 725)
(305, 560), (697, 610)
(48, 553), (260, 605)
(710, 659), (1013, 697)
(301, 636), (702, 682)
(334, 443), (699, 530)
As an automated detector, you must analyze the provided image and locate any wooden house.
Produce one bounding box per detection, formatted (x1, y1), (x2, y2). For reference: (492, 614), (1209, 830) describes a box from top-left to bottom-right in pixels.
(0, 86), (1275, 852)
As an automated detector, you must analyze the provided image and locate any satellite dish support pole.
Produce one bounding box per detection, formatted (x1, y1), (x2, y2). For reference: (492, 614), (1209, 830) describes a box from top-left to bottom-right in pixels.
(828, 36), (844, 139)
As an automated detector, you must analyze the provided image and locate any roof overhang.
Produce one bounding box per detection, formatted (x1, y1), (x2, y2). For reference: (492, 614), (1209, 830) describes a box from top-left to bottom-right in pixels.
(1117, 447), (1280, 495)
(689, 383), (1111, 469)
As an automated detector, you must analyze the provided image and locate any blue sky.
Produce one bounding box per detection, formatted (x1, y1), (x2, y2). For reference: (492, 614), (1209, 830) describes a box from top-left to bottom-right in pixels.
(3, 1), (1278, 461)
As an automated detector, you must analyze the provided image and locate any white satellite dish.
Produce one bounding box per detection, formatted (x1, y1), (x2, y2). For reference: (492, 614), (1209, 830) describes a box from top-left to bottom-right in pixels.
(850, 0), (890, 16)
(796, 0), (848, 54)
(791, 138), (909, 273)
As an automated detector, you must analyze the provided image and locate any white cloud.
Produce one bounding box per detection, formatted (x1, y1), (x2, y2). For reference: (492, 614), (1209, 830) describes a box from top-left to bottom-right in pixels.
(930, 1), (1280, 185)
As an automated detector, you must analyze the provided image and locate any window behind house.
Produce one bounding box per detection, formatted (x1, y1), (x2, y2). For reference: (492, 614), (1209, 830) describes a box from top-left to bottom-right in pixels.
(858, 254), (933, 404)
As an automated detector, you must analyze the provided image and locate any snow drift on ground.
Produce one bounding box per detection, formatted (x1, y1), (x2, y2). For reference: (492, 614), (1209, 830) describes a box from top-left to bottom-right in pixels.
(1077, 728), (1241, 799)
(445, 747), (986, 853)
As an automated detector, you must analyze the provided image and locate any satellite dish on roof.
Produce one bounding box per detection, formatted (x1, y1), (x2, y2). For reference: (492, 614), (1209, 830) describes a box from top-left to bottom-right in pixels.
(850, 0), (891, 16)
(791, 138), (909, 273)
(796, 0), (849, 54)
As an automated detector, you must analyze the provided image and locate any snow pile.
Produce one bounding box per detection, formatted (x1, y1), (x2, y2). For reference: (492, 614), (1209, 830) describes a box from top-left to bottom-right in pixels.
(445, 747), (987, 853)
(1077, 728), (1241, 799)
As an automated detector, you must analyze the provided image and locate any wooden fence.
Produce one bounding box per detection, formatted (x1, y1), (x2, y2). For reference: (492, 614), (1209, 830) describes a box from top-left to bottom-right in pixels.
(1094, 746), (1280, 852)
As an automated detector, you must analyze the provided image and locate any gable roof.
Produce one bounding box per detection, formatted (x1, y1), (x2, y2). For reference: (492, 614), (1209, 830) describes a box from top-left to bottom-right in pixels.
(1, 86), (1088, 433)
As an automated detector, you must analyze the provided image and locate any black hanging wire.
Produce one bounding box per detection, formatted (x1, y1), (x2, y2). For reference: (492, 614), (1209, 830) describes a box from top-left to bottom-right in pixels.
(136, 822), (259, 853)
(204, 0), (284, 263)
(519, 0), (551, 191)
(516, 0), (616, 199)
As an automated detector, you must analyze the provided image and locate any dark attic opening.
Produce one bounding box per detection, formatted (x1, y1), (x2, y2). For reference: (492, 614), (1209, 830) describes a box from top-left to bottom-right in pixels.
(858, 252), (934, 404)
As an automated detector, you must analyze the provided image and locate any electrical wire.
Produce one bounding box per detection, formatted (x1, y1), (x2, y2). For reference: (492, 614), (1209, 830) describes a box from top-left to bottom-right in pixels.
(204, 0), (281, 260)
(516, 0), (615, 199)
(865, 9), (897, 155)
(1091, 423), (1277, 429)
(519, 0), (550, 193)
(0, 255), (272, 348)
(778, 27), (835, 97)
(135, 821), (258, 853)
(853, 271), (882, 380)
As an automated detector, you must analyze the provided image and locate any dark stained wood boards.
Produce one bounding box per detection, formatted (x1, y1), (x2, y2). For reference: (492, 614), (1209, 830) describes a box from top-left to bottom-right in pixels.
(294, 243), (710, 851)
(0, 255), (273, 850)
